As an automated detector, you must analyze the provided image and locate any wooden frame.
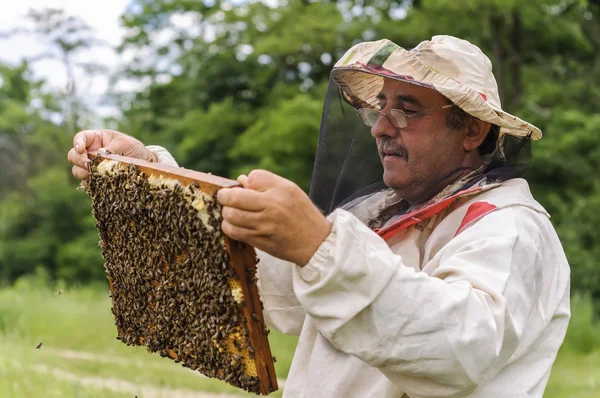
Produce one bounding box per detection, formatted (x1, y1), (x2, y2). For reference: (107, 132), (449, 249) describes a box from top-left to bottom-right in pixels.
(88, 152), (278, 395)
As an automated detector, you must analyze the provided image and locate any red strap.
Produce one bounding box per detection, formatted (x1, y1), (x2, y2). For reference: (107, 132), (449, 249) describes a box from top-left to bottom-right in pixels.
(455, 201), (497, 236)
(375, 185), (500, 241)
(376, 186), (485, 241)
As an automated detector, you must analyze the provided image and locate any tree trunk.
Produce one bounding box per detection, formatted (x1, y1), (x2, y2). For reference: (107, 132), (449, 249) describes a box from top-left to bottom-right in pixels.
(489, 13), (506, 106)
(509, 11), (523, 110)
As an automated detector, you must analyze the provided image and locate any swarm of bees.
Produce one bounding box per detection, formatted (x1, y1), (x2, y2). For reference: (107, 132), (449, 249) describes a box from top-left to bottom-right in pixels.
(85, 155), (276, 395)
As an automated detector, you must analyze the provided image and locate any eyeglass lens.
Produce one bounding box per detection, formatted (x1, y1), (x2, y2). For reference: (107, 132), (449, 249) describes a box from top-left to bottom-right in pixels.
(359, 109), (407, 128)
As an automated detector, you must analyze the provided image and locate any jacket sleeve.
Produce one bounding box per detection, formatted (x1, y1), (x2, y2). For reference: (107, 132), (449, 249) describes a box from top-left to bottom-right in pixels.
(146, 145), (178, 167)
(292, 207), (559, 397)
(256, 250), (306, 335)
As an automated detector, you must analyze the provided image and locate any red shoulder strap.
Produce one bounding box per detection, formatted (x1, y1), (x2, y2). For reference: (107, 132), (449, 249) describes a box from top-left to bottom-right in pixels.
(375, 185), (490, 241)
(454, 201), (498, 236)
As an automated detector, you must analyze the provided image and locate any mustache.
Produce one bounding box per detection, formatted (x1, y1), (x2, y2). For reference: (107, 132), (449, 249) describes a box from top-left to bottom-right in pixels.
(378, 138), (408, 160)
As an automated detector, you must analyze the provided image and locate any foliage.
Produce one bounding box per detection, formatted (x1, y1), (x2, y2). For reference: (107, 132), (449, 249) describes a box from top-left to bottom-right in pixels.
(562, 294), (600, 353)
(0, 11), (101, 285)
(1, 1), (600, 310)
(113, 0), (600, 306)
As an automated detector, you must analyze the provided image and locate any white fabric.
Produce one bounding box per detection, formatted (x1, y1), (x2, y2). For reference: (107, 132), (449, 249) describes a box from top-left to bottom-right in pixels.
(258, 179), (570, 398)
(146, 145), (179, 167)
(150, 147), (570, 397)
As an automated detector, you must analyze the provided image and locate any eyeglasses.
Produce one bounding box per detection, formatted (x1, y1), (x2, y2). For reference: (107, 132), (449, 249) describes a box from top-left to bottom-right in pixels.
(357, 104), (454, 129)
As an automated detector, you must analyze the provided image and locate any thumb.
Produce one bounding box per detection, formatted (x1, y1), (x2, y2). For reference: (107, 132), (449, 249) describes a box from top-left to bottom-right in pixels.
(237, 174), (249, 188)
(247, 169), (282, 192)
(97, 147), (117, 156)
(98, 146), (122, 155)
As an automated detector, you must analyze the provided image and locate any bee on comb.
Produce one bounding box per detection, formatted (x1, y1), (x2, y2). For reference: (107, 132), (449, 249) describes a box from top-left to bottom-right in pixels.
(85, 152), (277, 395)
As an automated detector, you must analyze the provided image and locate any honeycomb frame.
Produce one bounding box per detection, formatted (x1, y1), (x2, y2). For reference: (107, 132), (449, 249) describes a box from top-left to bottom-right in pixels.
(86, 152), (278, 395)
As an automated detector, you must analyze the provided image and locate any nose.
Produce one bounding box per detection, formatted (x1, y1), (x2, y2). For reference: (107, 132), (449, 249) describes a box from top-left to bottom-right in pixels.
(370, 112), (399, 139)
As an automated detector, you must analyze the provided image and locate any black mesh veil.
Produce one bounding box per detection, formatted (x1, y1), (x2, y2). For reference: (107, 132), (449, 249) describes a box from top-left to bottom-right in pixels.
(308, 76), (533, 215)
(309, 78), (384, 214)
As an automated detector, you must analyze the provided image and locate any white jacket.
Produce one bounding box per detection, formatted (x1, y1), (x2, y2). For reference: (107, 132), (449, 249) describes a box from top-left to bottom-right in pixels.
(258, 179), (570, 398)
(149, 147), (570, 398)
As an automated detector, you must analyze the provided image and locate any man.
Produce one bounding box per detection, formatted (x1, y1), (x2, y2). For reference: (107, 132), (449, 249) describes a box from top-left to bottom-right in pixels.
(68, 36), (570, 397)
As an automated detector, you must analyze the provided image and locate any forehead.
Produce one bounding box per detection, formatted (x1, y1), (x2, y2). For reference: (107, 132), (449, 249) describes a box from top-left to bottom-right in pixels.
(377, 78), (448, 107)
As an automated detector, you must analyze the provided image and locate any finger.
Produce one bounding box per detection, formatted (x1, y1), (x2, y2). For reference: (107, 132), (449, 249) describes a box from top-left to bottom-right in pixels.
(217, 187), (266, 211)
(73, 130), (97, 153)
(221, 219), (257, 244)
(72, 165), (90, 180)
(73, 130), (109, 153)
(237, 174), (249, 188)
(221, 206), (263, 230)
(247, 169), (283, 192)
(67, 147), (90, 169)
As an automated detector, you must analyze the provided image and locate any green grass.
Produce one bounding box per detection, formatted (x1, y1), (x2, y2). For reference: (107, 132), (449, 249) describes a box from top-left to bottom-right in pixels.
(0, 354), (132, 398)
(1, 283), (599, 397)
(544, 293), (600, 397)
(546, 350), (600, 398)
(0, 284), (296, 397)
(0, 338), (252, 396)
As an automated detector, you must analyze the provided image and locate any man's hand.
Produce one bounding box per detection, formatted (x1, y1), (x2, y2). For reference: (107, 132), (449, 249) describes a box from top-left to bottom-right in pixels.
(67, 129), (157, 180)
(217, 170), (332, 266)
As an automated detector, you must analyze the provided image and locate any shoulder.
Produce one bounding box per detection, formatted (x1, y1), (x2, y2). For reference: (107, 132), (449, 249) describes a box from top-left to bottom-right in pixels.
(447, 178), (551, 236)
(433, 197), (561, 280)
(427, 179), (559, 258)
(434, 179), (570, 310)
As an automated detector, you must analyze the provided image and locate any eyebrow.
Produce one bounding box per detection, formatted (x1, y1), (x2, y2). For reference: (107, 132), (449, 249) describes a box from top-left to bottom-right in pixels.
(376, 93), (424, 108)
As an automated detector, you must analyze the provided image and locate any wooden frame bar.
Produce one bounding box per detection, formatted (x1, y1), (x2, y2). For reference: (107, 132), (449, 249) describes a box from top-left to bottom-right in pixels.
(88, 152), (278, 395)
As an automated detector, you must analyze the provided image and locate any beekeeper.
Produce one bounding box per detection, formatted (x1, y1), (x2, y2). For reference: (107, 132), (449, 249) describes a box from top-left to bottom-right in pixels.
(68, 35), (570, 398)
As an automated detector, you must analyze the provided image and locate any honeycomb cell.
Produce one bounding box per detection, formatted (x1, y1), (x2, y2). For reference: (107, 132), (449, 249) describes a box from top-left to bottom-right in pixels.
(86, 156), (273, 394)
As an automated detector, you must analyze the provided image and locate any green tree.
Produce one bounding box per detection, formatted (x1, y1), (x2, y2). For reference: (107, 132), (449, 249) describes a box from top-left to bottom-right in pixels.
(0, 10), (105, 284)
(2, 0), (600, 307)
(112, 0), (600, 306)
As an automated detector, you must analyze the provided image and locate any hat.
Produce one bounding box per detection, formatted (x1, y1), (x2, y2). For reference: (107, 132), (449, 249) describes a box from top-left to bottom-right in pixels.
(331, 35), (542, 140)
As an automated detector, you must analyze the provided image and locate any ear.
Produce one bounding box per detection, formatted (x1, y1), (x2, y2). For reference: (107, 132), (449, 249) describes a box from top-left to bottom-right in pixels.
(463, 118), (491, 152)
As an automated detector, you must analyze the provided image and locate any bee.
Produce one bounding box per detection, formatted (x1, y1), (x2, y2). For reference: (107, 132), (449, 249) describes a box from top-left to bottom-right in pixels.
(35, 342), (43, 349)
(86, 159), (268, 394)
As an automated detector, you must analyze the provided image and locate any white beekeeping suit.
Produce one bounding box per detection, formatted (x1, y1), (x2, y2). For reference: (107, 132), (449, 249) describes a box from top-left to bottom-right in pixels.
(148, 35), (570, 398)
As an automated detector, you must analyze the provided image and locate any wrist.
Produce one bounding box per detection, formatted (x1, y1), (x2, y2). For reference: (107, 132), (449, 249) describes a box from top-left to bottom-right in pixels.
(297, 219), (333, 267)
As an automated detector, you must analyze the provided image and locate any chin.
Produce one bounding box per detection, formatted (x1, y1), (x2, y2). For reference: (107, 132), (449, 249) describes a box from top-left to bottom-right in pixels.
(383, 170), (410, 192)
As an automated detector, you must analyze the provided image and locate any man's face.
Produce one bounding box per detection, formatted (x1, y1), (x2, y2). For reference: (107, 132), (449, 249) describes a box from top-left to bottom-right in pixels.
(371, 79), (468, 204)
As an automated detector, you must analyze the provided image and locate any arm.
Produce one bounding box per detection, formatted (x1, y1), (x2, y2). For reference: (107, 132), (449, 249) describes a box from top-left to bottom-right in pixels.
(215, 170), (331, 335)
(292, 207), (559, 397)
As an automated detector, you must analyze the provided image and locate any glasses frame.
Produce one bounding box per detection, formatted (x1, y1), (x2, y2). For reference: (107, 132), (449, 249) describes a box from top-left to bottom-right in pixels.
(357, 104), (455, 129)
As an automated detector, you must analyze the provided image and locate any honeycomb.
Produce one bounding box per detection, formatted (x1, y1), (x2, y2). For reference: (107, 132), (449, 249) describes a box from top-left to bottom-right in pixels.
(85, 154), (277, 395)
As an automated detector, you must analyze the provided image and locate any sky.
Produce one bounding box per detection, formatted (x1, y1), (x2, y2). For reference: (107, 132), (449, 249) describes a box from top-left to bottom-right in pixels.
(0, 0), (131, 118)
(0, 0), (402, 121)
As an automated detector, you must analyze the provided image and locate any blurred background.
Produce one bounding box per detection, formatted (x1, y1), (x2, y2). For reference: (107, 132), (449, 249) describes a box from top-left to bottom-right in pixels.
(0, 0), (599, 397)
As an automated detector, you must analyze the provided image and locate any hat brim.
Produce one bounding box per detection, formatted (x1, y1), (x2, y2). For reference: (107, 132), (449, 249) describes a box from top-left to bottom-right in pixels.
(331, 48), (542, 141)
